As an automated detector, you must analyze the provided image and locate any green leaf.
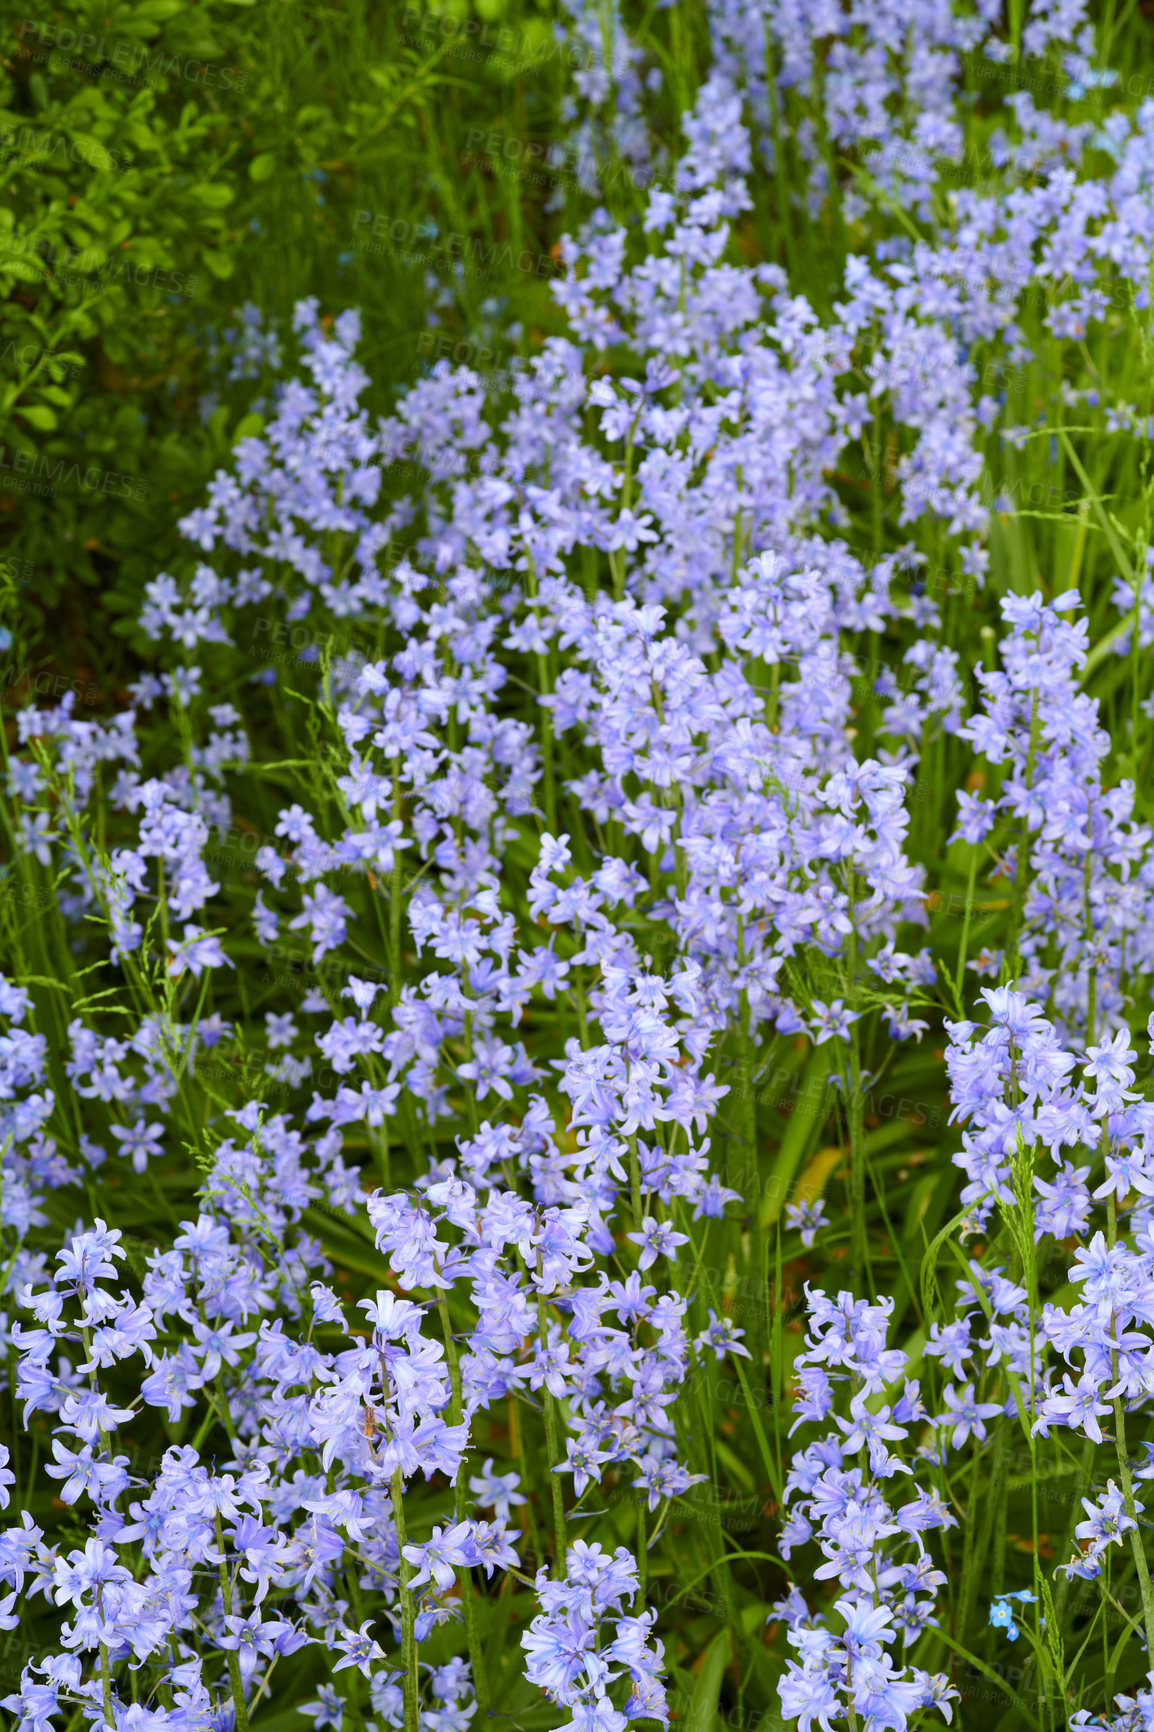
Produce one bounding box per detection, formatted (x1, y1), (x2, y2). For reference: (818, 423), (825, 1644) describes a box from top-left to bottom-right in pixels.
(248, 152), (277, 183)
(920, 1195), (982, 1326)
(68, 134), (116, 173)
(1057, 427), (1133, 601)
(189, 182), (235, 208)
(15, 973), (71, 993)
(760, 1045), (830, 1226)
(0, 258), (45, 284)
(233, 412), (266, 443)
(684, 1630), (730, 1732)
(731, 1352), (782, 1501)
(17, 404), (57, 430)
(201, 249), (235, 280)
(932, 1629), (1042, 1730)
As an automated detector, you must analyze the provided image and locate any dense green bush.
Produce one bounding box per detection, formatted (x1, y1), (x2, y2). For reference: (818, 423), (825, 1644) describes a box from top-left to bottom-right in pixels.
(0, 0), (573, 689)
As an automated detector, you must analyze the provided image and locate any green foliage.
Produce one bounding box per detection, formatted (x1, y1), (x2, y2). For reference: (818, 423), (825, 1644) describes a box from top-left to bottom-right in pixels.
(0, 0), (573, 681)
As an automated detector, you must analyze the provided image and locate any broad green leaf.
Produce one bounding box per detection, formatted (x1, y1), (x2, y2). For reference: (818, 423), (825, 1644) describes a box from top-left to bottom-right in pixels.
(189, 182), (235, 208)
(201, 249), (234, 279)
(684, 1630), (730, 1732)
(233, 412), (266, 442)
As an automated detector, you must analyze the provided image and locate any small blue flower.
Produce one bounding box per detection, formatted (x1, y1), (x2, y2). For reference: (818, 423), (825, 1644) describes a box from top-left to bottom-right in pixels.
(989, 1590), (1037, 1640)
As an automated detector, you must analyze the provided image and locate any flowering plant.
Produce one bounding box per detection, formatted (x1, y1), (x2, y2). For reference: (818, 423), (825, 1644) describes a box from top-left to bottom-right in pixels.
(7, 1), (1154, 1729)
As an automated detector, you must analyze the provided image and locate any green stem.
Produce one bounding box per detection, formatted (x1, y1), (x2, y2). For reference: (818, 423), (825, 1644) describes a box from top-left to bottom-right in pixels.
(734, 913), (765, 1362)
(214, 1516), (251, 1732)
(1008, 688), (1040, 977)
(390, 1468), (420, 1732)
(1108, 1281), (1154, 1656)
(628, 1131), (643, 1231)
(571, 966), (591, 1048)
(525, 552), (558, 834)
(840, 868), (871, 1296)
(847, 1016), (871, 1298)
(100, 1641), (115, 1729)
(953, 1427), (986, 1646)
(536, 1287), (567, 1577)
(437, 1291), (490, 1714)
(1052, 1434), (1097, 1627)
(508, 1392), (545, 1569)
(1111, 1386), (1154, 1653)
(954, 843), (979, 1003)
(389, 773), (404, 1008)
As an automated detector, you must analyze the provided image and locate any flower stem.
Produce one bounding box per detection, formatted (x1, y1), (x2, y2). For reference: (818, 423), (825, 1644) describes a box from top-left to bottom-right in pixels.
(536, 1288), (567, 1577)
(100, 1641), (115, 1729)
(214, 1516), (251, 1732)
(842, 869), (871, 1297)
(847, 1016), (871, 1298)
(1107, 1231), (1154, 1660)
(954, 843), (979, 1003)
(389, 772), (404, 1007)
(628, 1131), (643, 1231)
(390, 1468), (420, 1732)
(1111, 1391), (1154, 1654)
(437, 1291), (490, 1715)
